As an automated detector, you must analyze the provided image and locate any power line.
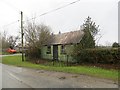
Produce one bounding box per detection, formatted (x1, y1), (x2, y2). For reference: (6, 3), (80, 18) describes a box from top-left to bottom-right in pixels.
(3, 20), (20, 28)
(1, 0), (30, 19)
(0, 0), (29, 28)
(0, 0), (21, 13)
(27, 0), (81, 21)
(0, 0), (21, 28)
(2, 0), (81, 27)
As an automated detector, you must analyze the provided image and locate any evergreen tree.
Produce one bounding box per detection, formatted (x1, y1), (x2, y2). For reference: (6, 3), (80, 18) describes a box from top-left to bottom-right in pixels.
(112, 42), (120, 48)
(73, 16), (100, 63)
(79, 16), (99, 49)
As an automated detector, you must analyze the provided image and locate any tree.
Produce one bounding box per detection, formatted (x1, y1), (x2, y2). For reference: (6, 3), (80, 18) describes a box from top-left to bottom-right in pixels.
(77, 16), (100, 49)
(1, 31), (9, 49)
(7, 36), (19, 49)
(72, 16), (100, 63)
(0, 32), (2, 49)
(84, 16), (100, 37)
(112, 42), (120, 48)
(24, 20), (52, 59)
(1, 30), (19, 49)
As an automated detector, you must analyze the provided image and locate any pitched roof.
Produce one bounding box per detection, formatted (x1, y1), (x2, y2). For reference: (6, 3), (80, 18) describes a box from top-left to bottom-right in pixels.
(48, 30), (84, 45)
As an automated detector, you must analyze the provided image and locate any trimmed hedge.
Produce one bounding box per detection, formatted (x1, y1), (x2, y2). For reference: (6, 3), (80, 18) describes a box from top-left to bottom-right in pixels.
(73, 48), (120, 64)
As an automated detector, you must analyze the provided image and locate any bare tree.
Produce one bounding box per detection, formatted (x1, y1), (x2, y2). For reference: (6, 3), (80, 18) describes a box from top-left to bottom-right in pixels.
(1, 30), (19, 49)
(2, 31), (9, 49)
(24, 20), (52, 59)
(24, 21), (52, 48)
(8, 35), (19, 49)
(0, 32), (2, 49)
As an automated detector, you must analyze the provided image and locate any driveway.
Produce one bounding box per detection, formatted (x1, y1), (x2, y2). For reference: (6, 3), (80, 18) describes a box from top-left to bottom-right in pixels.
(2, 64), (118, 88)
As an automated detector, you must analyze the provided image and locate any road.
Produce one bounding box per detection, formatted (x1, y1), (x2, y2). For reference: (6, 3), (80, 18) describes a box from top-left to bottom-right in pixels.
(0, 54), (118, 88)
(1, 64), (118, 88)
(0, 64), (2, 89)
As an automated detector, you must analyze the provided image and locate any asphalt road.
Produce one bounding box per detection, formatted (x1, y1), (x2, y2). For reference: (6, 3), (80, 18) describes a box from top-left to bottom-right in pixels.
(0, 54), (118, 88)
(0, 64), (2, 90)
(1, 64), (118, 88)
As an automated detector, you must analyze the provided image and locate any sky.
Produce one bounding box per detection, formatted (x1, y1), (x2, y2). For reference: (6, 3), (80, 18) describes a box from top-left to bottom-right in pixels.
(0, 0), (119, 46)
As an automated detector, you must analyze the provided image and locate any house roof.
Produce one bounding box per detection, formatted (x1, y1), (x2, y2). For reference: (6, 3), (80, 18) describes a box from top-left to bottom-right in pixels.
(47, 30), (84, 45)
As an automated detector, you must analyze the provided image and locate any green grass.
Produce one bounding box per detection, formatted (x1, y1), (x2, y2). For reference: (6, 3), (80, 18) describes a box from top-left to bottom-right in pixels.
(1, 51), (11, 55)
(2, 55), (118, 81)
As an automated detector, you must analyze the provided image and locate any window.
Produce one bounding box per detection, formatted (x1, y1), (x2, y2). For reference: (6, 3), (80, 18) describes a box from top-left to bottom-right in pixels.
(61, 45), (66, 54)
(46, 46), (51, 54)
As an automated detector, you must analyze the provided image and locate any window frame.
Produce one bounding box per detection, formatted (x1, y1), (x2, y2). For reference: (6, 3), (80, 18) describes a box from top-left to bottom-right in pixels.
(46, 46), (51, 54)
(61, 45), (66, 54)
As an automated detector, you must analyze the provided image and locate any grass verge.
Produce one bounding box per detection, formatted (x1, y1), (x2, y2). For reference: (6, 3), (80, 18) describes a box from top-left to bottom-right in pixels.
(2, 55), (118, 81)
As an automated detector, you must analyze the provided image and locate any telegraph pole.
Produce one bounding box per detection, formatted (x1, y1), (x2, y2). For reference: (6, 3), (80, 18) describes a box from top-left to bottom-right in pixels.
(21, 11), (24, 61)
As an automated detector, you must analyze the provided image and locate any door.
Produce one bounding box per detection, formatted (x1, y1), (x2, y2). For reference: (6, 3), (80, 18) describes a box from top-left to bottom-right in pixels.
(53, 45), (58, 60)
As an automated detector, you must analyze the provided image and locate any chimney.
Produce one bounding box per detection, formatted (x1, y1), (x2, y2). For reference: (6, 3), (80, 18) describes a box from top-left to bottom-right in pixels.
(51, 33), (54, 35)
(59, 31), (61, 34)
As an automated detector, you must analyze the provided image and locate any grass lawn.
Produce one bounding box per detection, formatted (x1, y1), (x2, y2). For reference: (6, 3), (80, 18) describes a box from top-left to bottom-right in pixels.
(1, 51), (10, 55)
(2, 55), (118, 81)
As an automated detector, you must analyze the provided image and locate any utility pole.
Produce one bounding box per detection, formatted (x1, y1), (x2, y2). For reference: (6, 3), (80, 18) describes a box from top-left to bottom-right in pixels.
(21, 11), (24, 61)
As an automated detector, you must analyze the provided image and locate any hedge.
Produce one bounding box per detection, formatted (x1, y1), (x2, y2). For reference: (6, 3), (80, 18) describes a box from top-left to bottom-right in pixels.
(73, 48), (120, 64)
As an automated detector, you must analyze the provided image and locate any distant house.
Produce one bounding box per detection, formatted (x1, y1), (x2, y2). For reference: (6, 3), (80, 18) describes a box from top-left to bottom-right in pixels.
(41, 30), (84, 62)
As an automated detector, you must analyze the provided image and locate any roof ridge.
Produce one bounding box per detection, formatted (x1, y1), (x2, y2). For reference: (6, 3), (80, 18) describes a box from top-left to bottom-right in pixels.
(54, 30), (82, 36)
(47, 29), (84, 45)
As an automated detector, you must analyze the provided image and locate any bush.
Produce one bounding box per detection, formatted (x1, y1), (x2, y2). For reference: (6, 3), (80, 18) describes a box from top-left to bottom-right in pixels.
(25, 47), (41, 61)
(73, 48), (120, 64)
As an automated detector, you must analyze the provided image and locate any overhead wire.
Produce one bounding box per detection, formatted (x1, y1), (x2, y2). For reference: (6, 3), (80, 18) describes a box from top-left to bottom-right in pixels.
(28, 0), (81, 21)
(0, 0), (28, 28)
(2, 0), (81, 27)
(0, 0), (21, 13)
(3, 20), (20, 28)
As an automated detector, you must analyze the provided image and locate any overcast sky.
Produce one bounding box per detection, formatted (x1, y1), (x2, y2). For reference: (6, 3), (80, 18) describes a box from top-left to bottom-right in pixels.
(0, 0), (119, 45)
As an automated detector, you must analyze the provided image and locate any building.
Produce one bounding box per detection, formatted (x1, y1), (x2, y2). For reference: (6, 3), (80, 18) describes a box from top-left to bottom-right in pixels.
(41, 30), (84, 62)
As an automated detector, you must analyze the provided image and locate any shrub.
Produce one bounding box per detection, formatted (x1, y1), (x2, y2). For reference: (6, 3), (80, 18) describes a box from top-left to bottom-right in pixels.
(25, 47), (41, 61)
(73, 48), (120, 64)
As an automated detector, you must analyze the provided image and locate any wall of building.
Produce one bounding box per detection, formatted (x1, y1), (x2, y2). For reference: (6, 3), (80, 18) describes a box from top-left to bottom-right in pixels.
(41, 46), (53, 60)
(58, 44), (75, 62)
(41, 44), (75, 62)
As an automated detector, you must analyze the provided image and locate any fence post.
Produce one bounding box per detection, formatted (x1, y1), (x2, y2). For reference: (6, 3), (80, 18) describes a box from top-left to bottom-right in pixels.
(52, 59), (54, 66)
(67, 55), (69, 66)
